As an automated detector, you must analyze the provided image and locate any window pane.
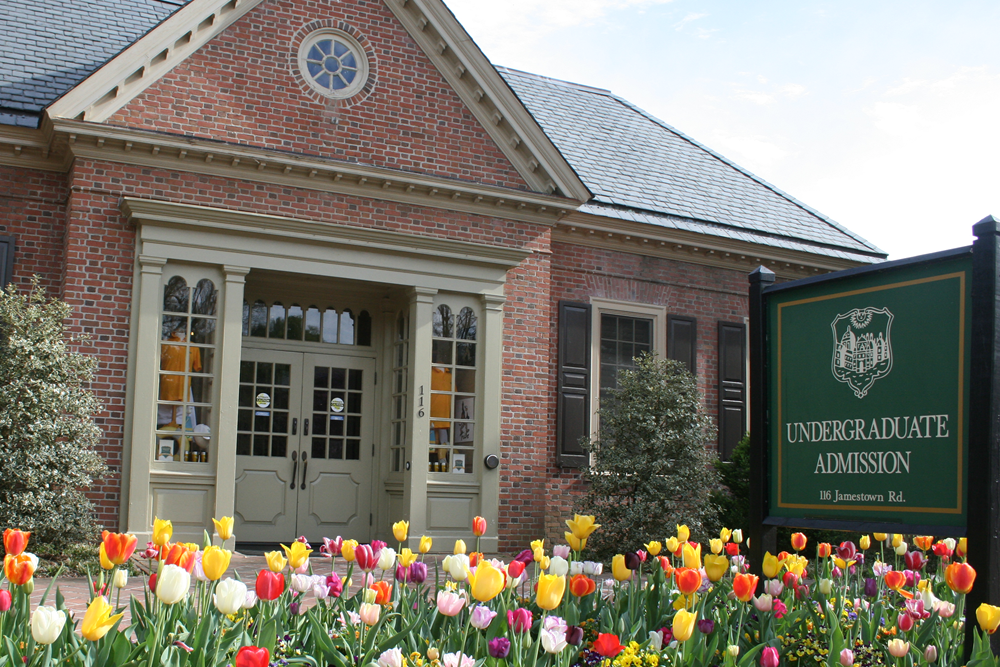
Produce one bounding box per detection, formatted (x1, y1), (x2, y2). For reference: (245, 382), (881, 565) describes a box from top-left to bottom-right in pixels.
(454, 396), (474, 420)
(457, 307), (477, 340)
(314, 366), (329, 388)
(164, 277), (189, 313)
(346, 440), (360, 460)
(331, 368), (346, 389)
(455, 368), (475, 393)
(431, 367), (452, 391)
(340, 309), (354, 345)
(240, 361), (254, 383)
(312, 438), (327, 459)
(618, 317), (634, 341)
(268, 303), (286, 338)
(430, 393), (451, 419)
(238, 409), (252, 431)
(250, 300), (267, 337)
(271, 436), (287, 458)
(162, 315), (186, 341)
(287, 305), (304, 340)
(272, 412), (288, 434)
(192, 279), (217, 316)
(434, 305), (453, 338)
(349, 369), (362, 390)
(253, 434), (269, 457)
(635, 320), (652, 345)
(191, 318), (215, 345)
(275, 364), (291, 386)
(273, 387), (289, 410)
(313, 414), (327, 435)
(600, 315), (617, 340)
(256, 363), (272, 385)
(239, 384), (253, 407)
(190, 376), (213, 404)
(330, 439), (343, 459)
(456, 342), (476, 367)
(305, 307), (322, 342)
(357, 310), (372, 346)
(242, 301), (249, 336)
(432, 340), (452, 364)
(347, 392), (361, 413)
(322, 309), (338, 344)
(347, 416), (360, 437)
(237, 433), (251, 456)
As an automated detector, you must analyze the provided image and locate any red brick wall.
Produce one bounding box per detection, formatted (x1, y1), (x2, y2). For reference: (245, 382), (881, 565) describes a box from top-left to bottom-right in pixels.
(110, 0), (529, 191)
(0, 166), (68, 293)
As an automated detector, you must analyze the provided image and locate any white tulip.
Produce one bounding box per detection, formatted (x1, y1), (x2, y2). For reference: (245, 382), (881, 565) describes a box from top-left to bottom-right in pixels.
(291, 574), (313, 593)
(214, 578), (247, 615)
(243, 590), (258, 609)
(569, 561), (584, 576)
(548, 556), (569, 577)
(540, 628), (567, 654)
(113, 569), (129, 589)
(443, 554), (470, 581)
(377, 548), (397, 572)
(895, 543), (908, 556)
(648, 630), (663, 651)
(819, 578), (833, 595)
(752, 594), (773, 612)
(583, 561), (603, 576)
(378, 647), (406, 667)
(156, 564), (191, 605)
(31, 606), (66, 644)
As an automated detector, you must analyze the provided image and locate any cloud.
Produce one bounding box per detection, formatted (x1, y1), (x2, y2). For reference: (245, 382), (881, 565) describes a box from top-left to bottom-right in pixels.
(780, 84), (807, 98)
(673, 12), (708, 31)
(708, 132), (792, 173)
(736, 90), (775, 105)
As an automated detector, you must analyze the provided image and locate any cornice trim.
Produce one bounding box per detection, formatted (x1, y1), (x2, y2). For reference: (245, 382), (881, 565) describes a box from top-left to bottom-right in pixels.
(121, 197), (532, 268)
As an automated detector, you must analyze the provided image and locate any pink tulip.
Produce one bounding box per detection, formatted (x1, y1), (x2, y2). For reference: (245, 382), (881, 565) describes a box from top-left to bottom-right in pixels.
(355, 545), (379, 572)
(761, 647), (779, 667)
(840, 649), (854, 667)
(436, 590), (466, 617)
(359, 602), (380, 626)
(507, 607), (533, 633)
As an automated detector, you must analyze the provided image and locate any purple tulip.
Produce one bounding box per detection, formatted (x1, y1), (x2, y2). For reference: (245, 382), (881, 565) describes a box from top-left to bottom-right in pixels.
(410, 562), (428, 584)
(624, 552), (641, 570)
(566, 626), (584, 645)
(514, 549), (534, 565)
(697, 619), (715, 634)
(371, 540), (387, 552)
(864, 578), (877, 597)
(395, 565), (410, 582)
(488, 637), (511, 659)
(289, 601), (301, 616)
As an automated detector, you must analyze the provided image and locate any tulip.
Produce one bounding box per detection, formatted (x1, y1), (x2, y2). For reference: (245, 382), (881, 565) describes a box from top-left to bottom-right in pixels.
(925, 645), (938, 663)
(728, 646), (740, 659)
(566, 626), (584, 645)
(377, 547), (396, 571)
(884, 570), (907, 592)
(537, 573), (566, 610)
(213, 578), (247, 615)
(162, 543), (196, 572)
(408, 562), (428, 584)
(945, 562), (976, 593)
(753, 594), (773, 612)
(152, 517), (172, 547)
(443, 554), (470, 581)
(437, 589), (467, 616)
(726, 542), (740, 556)
(378, 648), (406, 667)
(255, 569), (284, 601)
(665, 536), (680, 554)
(622, 551), (639, 571)
(840, 648), (855, 666)
(957, 537), (968, 557)
(541, 627), (568, 654)
(281, 541), (312, 571)
(414, 535), (431, 555)
(891, 533), (903, 548)
(155, 564), (190, 604)
(819, 578), (833, 595)
(856, 535), (870, 550)
(454, 539), (467, 555)
(704, 554), (728, 582)
(648, 630), (663, 651)
(566, 515), (600, 543)
(359, 602), (381, 626)
(732, 529), (743, 543)
(564, 532), (584, 551)
(568, 572), (595, 596)
(762, 552), (780, 579)
(612, 554), (632, 581)
(472, 516), (487, 537)
(764, 579), (784, 596)
(978, 604), (1000, 634)
(0, 590), (10, 612)
(31, 606), (66, 644)
(101, 531), (138, 565)
(488, 637), (511, 659)
(507, 607), (532, 633)
(391, 520), (409, 543)
(887, 639), (909, 658)
(466, 560), (504, 602)
(790, 532), (807, 551)
(549, 555), (569, 576)
(98, 542), (114, 570)
(673, 609), (697, 642)
(676, 567), (702, 595)
(338, 539), (357, 562)
(3, 528), (29, 557)
(4, 552), (35, 585)
(201, 546), (231, 581)
(235, 646), (270, 667)
(682, 542), (701, 569)
(427, 648), (440, 661)
(593, 633), (626, 657)
(895, 542), (908, 556)
(897, 612), (914, 632)
(114, 569), (128, 589)
(80, 595), (123, 641)
(463, 604), (496, 630)
(707, 538), (722, 555)
(370, 580), (392, 605)
(761, 647), (780, 667)
(733, 573), (758, 601)
(864, 577), (877, 597)
(817, 542), (832, 558)
(873, 532), (887, 541)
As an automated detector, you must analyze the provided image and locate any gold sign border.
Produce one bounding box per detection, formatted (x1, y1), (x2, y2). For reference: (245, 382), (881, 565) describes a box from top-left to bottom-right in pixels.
(775, 271), (966, 514)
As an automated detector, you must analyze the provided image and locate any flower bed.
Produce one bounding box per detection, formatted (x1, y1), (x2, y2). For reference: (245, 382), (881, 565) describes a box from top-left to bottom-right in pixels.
(1, 518), (998, 667)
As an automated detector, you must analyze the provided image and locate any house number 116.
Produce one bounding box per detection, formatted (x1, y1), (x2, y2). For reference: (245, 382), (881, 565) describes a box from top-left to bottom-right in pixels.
(417, 385), (425, 418)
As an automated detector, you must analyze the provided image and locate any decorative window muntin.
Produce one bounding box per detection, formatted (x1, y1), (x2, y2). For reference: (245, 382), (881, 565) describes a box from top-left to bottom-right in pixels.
(430, 302), (478, 475)
(243, 298), (371, 347)
(599, 313), (653, 399)
(297, 29), (369, 99)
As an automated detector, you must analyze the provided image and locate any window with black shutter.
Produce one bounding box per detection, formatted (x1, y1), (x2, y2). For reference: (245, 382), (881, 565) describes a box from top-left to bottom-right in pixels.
(667, 315), (697, 376)
(718, 321), (747, 460)
(0, 235), (14, 289)
(556, 301), (591, 467)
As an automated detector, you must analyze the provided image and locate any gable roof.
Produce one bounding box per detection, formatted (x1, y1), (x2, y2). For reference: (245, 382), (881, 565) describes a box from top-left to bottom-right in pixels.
(498, 67), (886, 263)
(0, 0), (190, 127)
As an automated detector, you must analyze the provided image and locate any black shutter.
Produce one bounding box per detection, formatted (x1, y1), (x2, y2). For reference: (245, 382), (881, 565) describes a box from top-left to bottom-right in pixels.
(718, 321), (747, 460)
(667, 315), (697, 375)
(557, 301), (591, 467)
(0, 235), (14, 290)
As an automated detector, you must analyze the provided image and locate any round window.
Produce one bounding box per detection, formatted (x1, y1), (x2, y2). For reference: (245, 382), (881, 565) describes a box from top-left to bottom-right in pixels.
(298, 30), (369, 99)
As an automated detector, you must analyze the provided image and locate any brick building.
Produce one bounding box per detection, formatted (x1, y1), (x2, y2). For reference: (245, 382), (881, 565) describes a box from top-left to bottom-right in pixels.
(0, 0), (885, 550)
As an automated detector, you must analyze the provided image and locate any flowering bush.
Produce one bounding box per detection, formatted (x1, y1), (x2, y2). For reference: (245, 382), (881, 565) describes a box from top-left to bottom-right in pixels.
(1, 516), (998, 667)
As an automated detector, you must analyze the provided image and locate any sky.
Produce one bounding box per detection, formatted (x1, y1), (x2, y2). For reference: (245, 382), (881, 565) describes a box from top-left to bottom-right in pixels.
(442, 0), (1000, 260)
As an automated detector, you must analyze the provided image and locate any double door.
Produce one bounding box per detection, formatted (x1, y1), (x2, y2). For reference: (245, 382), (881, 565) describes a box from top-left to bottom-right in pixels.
(234, 348), (375, 543)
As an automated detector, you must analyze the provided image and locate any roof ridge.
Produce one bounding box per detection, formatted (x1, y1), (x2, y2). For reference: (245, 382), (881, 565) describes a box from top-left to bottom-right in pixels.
(604, 93), (885, 255)
(495, 66), (613, 96)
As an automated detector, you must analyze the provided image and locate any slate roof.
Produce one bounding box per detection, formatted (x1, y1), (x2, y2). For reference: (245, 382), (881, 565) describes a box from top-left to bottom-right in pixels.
(498, 67), (886, 262)
(0, 0), (189, 127)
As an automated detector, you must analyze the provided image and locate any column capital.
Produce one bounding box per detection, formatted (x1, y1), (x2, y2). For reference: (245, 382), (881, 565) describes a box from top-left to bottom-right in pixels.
(138, 255), (167, 274)
(409, 286), (438, 304)
(223, 265), (251, 281)
(481, 293), (505, 311)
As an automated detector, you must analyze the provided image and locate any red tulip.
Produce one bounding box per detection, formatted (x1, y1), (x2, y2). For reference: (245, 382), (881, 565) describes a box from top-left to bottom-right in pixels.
(508, 560), (526, 578)
(0, 589), (11, 611)
(725, 542), (740, 556)
(674, 568), (702, 595)
(148, 573), (157, 592)
(472, 516), (487, 537)
(817, 543), (832, 558)
(593, 634), (625, 658)
(2, 529), (29, 557)
(355, 544), (379, 572)
(945, 562), (976, 594)
(897, 612), (914, 632)
(732, 573), (759, 602)
(790, 533), (807, 551)
(507, 608), (532, 633)
(932, 542), (953, 560)
(782, 571), (799, 588)
(3, 553), (35, 585)
(235, 646), (270, 667)
(256, 569), (285, 601)
(569, 574), (596, 597)
(101, 531), (138, 566)
(904, 551), (926, 571)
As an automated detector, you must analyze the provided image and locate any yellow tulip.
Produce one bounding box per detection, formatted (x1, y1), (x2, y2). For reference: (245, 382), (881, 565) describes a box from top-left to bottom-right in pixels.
(265, 550), (287, 573)
(978, 604), (1000, 634)
(682, 542), (702, 569)
(720, 528), (732, 543)
(454, 539), (467, 555)
(665, 537), (680, 554)
(533, 546), (545, 562)
(469, 560), (505, 602)
(673, 609), (697, 641)
(873, 532), (887, 542)
(281, 542), (312, 570)
(152, 517), (173, 547)
(646, 541), (662, 556)
(704, 554), (728, 582)
(785, 555), (807, 577)
(859, 535), (871, 550)
(341, 540), (359, 562)
(419, 536), (433, 554)
(80, 596), (123, 642)
(212, 517), (234, 541)
(392, 520), (409, 543)
(398, 548), (417, 567)
(531, 539), (545, 552)
(564, 532), (585, 552)
(99, 543), (113, 570)
(891, 534), (903, 548)
(676, 525), (690, 542)
(202, 546), (231, 581)
(762, 552), (780, 579)
(612, 554), (632, 582)
(536, 573), (566, 610)
(538, 555), (551, 570)
(566, 515), (600, 541)
(710, 539), (723, 554)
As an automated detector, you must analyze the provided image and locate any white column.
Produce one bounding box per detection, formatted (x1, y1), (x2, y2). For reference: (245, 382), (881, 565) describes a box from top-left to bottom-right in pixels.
(125, 255), (167, 540)
(212, 265), (250, 533)
(404, 287), (437, 548)
(479, 292), (505, 554)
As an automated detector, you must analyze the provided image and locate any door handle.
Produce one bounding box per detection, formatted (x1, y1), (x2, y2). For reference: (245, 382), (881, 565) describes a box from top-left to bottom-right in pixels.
(304, 418), (310, 436)
(300, 452), (308, 490)
(292, 418), (297, 435)
(290, 450), (298, 490)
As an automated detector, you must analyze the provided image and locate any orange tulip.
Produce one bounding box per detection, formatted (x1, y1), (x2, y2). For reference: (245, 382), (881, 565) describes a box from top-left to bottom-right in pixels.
(790, 533), (807, 552)
(4, 553), (35, 585)
(675, 567), (702, 596)
(569, 574), (597, 597)
(816, 543), (832, 558)
(913, 536), (934, 551)
(163, 543), (196, 573)
(732, 573), (759, 602)
(658, 556), (674, 580)
(3, 529), (29, 557)
(472, 516), (487, 537)
(884, 570), (913, 598)
(370, 580), (393, 605)
(101, 531), (138, 566)
(945, 562), (976, 594)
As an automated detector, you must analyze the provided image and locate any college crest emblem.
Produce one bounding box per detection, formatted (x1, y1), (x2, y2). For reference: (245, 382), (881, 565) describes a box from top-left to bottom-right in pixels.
(831, 307), (893, 398)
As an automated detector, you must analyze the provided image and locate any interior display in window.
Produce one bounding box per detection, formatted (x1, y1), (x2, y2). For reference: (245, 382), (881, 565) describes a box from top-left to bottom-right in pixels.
(429, 303), (477, 473)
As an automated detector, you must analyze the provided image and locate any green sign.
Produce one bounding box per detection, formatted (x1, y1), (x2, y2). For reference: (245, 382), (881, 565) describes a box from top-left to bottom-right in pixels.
(767, 254), (971, 529)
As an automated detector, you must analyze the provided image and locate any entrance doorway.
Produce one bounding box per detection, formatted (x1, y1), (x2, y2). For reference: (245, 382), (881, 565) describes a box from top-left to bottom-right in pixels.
(234, 348), (375, 543)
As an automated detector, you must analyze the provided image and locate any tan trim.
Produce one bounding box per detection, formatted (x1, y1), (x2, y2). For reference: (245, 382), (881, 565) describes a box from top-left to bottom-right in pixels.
(0, 121), (66, 171)
(381, 0), (590, 202)
(556, 212), (880, 279)
(121, 197), (532, 268)
(47, 0), (267, 123)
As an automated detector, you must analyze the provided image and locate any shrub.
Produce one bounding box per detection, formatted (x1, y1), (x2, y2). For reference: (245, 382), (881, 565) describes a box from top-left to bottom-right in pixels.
(576, 353), (720, 559)
(710, 433), (750, 532)
(0, 278), (107, 548)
